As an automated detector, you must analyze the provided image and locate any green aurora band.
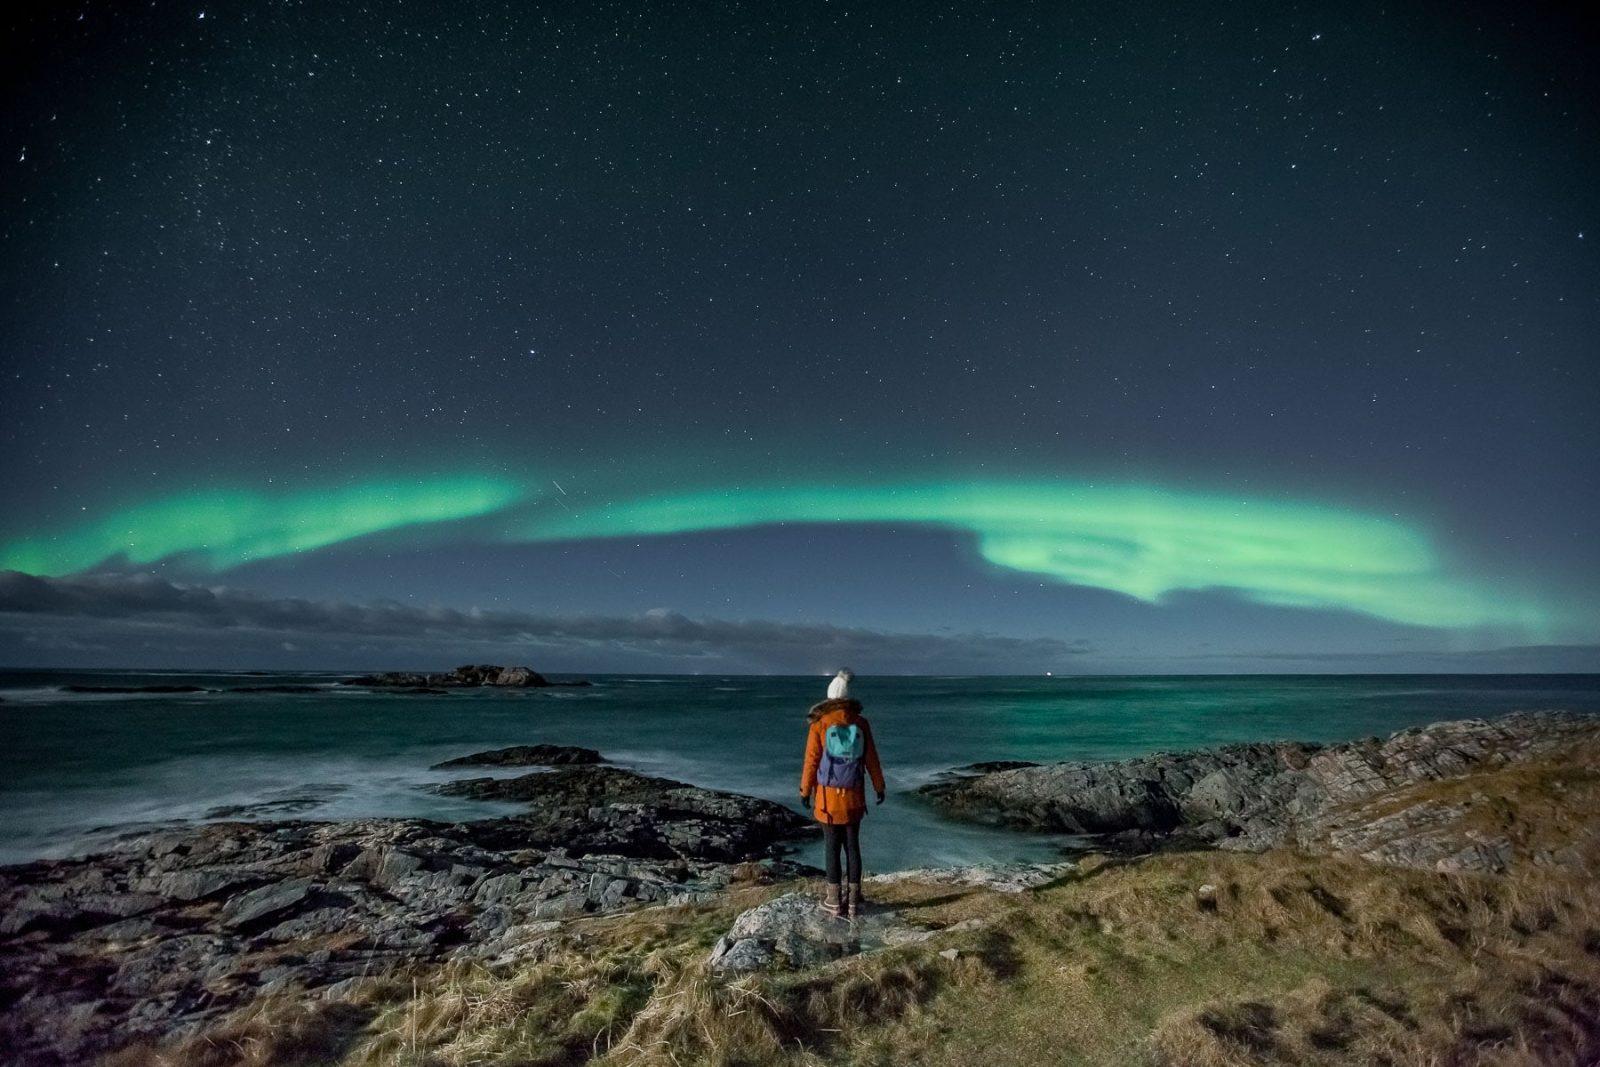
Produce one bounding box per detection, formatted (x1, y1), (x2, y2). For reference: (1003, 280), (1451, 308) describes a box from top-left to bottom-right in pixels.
(0, 475), (1549, 632)
(0, 476), (524, 576)
(513, 481), (1542, 631)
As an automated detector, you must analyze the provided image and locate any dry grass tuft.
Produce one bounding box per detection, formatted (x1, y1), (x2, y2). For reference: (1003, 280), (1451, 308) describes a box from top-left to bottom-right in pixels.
(104, 996), (379, 1067)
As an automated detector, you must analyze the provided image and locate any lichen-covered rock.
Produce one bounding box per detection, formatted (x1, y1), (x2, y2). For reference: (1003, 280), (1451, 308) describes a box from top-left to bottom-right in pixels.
(709, 881), (1002, 975)
(710, 893), (848, 972)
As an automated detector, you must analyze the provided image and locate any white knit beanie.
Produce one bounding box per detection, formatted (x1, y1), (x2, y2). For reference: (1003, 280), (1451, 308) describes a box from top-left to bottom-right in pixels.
(827, 668), (853, 700)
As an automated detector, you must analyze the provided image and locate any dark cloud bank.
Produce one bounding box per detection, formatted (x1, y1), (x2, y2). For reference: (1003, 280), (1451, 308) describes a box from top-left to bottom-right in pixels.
(2, 571), (1594, 675)
(0, 570), (1093, 674)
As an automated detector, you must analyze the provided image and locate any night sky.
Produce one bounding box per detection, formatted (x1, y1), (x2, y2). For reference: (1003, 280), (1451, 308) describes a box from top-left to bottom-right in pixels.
(1, 1), (1596, 673)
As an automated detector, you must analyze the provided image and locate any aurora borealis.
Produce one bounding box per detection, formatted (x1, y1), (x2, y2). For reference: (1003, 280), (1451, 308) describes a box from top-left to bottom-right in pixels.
(0, 477), (524, 577)
(1, 1), (1595, 672)
(0, 473), (1558, 635)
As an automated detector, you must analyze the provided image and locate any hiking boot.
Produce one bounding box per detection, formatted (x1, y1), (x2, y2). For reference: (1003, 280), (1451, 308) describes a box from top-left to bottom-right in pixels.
(846, 882), (865, 918)
(822, 882), (842, 916)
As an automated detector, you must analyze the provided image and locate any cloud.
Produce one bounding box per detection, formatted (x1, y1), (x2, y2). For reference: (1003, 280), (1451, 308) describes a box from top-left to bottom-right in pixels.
(0, 570), (1093, 673)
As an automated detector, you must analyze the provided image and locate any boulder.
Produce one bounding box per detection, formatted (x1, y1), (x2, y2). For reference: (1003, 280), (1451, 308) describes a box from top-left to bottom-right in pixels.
(709, 892), (858, 972)
(708, 888), (984, 974)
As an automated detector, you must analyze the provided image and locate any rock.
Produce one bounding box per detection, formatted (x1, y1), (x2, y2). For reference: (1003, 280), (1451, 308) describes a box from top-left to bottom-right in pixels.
(221, 878), (314, 929)
(709, 893), (855, 972)
(709, 888), (978, 974)
(939, 947), (961, 960)
(434, 764), (814, 862)
(920, 710), (1600, 872)
(204, 784), (349, 819)
(60, 684), (210, 694)
(0, 771), (815, 1064)
(342, 664), (590, 689)
(227, 684), (327, 694)
(133, 867), (259, 901)
(868, 861), (1076, 894)
(431, 744), (603, 769)
(952, 760), (1041, 774)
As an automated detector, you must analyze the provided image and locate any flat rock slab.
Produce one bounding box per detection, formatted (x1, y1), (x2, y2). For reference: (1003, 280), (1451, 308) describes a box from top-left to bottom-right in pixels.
(709, 891), (964, 974)
(868, 861), (1077, 894)
(431, 744), (603, 769)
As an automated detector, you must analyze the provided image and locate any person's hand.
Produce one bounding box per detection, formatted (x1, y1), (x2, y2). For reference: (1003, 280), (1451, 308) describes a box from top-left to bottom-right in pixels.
(800, 792), (812, 807)
(875, 790), (886, 805)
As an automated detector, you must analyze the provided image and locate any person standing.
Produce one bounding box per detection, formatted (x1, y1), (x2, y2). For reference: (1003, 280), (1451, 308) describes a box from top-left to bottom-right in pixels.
(799, 668), (886, 918)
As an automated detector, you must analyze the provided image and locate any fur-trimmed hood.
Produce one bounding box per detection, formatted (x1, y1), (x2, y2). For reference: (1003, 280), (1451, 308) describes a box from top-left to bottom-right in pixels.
(807, 696), (862, 723)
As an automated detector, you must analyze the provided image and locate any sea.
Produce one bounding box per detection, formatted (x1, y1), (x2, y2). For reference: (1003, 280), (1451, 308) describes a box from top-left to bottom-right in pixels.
(3, 670), (1598, 870)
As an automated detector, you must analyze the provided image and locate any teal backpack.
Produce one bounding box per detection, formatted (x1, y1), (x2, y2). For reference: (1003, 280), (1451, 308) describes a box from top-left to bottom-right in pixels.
(817, 722), (865, 788)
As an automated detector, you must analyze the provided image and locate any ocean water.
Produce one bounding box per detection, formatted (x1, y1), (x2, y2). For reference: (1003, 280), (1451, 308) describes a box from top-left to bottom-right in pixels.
(2, 670), (1598, 871)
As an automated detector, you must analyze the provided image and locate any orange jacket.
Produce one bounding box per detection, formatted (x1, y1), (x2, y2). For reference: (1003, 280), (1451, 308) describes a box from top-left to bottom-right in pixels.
(800, 698), (886, 825)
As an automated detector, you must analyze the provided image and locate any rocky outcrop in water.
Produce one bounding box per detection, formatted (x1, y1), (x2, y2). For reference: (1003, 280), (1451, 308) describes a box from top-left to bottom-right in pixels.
(919, 710), (1600, 873)
(0, 759), (813, 1065)
(431, 744), (603, 768)
(342, 664), (591, 689)
(61, 684), (210, 694)
(436, 765), (814, 862)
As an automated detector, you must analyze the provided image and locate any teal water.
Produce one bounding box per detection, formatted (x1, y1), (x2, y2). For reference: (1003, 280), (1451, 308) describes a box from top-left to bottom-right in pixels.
(2, 671), (1598, 870)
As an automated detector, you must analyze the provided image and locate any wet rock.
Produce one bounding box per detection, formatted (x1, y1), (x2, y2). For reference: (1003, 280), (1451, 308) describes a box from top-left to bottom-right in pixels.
(204, 784), (349, 820)
(60, 684), (210, 694)
(435, 764), (814, 862)
(227, 684), (326, 694)
(952, 760), (1040, 774)
(431, 744), (603, 769)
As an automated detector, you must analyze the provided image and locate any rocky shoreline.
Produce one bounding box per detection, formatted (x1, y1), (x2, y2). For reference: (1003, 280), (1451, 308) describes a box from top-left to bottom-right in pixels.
(0, 751), (811, 1065)
(4, 710), (1596, 1065)
(918, 709), (1600, 872)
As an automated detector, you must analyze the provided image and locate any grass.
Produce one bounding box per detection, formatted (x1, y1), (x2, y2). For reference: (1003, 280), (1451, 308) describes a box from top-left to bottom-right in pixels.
(107, 747), (1600, 1067)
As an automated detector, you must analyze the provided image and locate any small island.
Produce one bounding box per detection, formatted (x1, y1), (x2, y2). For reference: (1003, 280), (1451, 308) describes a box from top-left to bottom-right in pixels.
(342, 664), (593, 689)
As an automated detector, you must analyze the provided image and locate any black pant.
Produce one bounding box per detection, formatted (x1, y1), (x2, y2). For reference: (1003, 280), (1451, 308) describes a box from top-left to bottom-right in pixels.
(822, 821), (861, 884)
